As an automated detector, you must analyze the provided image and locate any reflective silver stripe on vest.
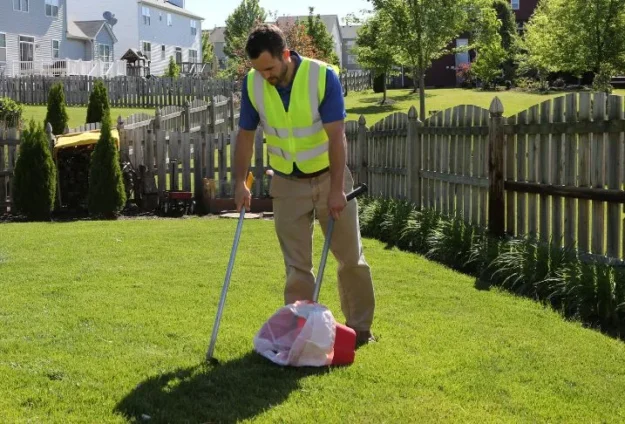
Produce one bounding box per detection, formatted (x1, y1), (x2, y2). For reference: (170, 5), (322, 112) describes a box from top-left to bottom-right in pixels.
(252, 60), (324, 139)
(267, 141), (329, 162)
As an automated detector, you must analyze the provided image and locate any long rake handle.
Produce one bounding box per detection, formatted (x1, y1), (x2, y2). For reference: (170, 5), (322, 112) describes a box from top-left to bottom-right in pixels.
(312, 184), (368, 303)
(206, 172), (254, 362)
(206, 205), (246, 360)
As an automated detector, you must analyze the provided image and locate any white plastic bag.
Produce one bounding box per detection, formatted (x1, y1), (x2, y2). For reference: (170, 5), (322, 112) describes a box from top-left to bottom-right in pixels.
(253, 300), (337, 367)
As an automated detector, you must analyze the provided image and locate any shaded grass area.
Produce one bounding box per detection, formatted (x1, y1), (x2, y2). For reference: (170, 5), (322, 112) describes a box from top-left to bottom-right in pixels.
(0, 218), (624, 422)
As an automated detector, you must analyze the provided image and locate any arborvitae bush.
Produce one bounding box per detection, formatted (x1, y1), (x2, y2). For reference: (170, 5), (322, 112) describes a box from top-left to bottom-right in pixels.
(86, 79), (110, 124)
(165, 56), (180, 78)
(87, 109), (126, 218)
(45, 83), (69, 135)
(12, 120), (57, 220)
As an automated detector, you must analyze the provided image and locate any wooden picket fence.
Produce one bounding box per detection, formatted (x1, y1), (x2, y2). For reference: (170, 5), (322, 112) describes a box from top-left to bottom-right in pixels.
(4, 90), (624, 266)
(0, 75), (237, 108)
(345, 92), (625, 264)
(0, 70), (371, 108)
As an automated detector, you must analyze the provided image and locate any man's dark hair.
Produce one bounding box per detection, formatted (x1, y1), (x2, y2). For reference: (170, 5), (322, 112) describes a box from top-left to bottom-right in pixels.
(245, 24), (287, 59)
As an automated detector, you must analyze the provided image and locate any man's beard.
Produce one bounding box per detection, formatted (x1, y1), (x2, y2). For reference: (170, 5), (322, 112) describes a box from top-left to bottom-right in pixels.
(268, 62), (288, 86)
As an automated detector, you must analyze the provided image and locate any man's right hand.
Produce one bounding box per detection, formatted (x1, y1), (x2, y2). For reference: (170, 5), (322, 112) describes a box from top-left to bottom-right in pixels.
(235, 181), (251, 212)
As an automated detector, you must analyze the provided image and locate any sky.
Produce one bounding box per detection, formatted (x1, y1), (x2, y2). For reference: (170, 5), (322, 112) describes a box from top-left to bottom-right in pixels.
(184, 0), (372, 29)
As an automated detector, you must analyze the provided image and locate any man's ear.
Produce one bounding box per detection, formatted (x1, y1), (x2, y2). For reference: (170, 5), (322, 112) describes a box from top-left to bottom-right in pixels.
(282, 49), (290, 60)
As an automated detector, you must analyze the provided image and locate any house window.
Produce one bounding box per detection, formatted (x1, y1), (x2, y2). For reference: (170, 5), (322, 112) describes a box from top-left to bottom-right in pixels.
(189, 49), (197, 63)
(161, 45), (165, 60)
(142, 41), (151, 61)
(19, 36), (35, 62)
(175, 47), (182, 64)
(142, 6), (150, 25)
(14, 0), (29, 12)
(191, 20), (197, 36)
(511, 0), (519, 10)
(167, 13), (172, 26)
(99, 44), (111, 62)
(0, 34), (6, 62)
(52, 40), (59, 59)
(45, 0), (58, 17)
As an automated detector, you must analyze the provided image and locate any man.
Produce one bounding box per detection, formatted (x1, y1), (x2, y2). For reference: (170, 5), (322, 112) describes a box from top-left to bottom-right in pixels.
(232, 23), (376, 346)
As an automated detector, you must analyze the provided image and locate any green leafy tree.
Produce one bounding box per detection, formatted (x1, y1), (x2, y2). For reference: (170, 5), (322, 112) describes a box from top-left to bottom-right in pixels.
(491, 0), (521, 82)
(522, 0), (625, 91)
(86, 79), (110, 124)
(470, 5), (508, 88)
(355, 10), (399, 104)
(305, 7), (340, 67)
(370, 0), (482, 119)
(224, 0), (267, 59)
(87, 109), (126, 218)
(45, 83), (69, 135)
(12, 120), (56, 220)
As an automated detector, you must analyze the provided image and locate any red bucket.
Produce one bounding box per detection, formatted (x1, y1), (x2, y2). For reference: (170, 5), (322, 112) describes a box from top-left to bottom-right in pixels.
(297, 317), (356, 366)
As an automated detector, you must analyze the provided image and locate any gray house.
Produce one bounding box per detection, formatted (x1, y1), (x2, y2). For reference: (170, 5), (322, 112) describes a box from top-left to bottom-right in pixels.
(340, 25), (362, 71)
(0, 0), (122, 77)
(206, 26), (226, 70)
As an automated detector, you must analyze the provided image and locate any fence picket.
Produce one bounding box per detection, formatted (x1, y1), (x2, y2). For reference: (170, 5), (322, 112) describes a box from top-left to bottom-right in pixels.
(592, 92), (606, 255)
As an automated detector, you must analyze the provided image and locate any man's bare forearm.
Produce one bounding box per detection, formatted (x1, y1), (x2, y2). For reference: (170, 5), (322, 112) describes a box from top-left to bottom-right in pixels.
(234, 129), (256, 185)
(325, 121), (347, 192)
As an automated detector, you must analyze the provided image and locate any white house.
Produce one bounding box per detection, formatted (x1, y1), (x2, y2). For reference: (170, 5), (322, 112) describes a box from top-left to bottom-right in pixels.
(0, 0), (124, 77)
(66, 0), (204, 76)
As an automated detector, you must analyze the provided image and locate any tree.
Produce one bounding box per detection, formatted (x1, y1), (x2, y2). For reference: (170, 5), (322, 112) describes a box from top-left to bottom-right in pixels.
(86, 79), (110, 124)
(522, 0), (625, 91)
(12, 120), (56, 220)
(87, 108), (126, 218)
(228, 20), (323, 81)
(469, 5), (509, 88)
(370, 0), (481, 119)
(224, 0), (267, 60)
(491, 0), (521, 82)
(202, 32), (219, 76)
(45, 83), (69, 135)
(165, 56), (180, 78)
(305, 7), (340, 67)
(354, 10), (399, 104)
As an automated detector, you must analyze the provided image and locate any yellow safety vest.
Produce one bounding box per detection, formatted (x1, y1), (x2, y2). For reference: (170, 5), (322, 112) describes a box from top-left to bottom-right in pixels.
(247, 57), (336, 174)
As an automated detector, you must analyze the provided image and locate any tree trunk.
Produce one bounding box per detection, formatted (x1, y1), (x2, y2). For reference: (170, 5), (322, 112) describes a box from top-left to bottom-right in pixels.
(412, 66), (418, 93)
(382, 82), (387, 105)
(419, 68), (426, 120)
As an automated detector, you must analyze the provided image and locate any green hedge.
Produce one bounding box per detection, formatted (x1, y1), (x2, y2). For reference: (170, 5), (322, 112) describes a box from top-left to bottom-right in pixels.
(11, 120), (57, 220)
(357, 196), (625, 341)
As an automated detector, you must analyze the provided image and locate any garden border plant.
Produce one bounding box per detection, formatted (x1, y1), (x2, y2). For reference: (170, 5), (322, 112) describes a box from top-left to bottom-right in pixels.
(357, 195), (625, 341)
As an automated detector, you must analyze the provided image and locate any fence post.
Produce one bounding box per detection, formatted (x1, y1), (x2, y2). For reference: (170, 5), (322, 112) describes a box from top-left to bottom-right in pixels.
(357, 114), (368, 187)
(117, 115), (130, 163)
(228, 96), (235, 131)
(183, 100), (191, 133)
(488, 96), (505, 237)
(406, 106), (422, 208)
(209, 96), (217, 134)
(45, 122), (55, 154)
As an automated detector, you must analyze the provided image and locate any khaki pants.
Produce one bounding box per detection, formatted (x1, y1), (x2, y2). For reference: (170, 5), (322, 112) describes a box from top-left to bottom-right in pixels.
(269, 166), (375, 332)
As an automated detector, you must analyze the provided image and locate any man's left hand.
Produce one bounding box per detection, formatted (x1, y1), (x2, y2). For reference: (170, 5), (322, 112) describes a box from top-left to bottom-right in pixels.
(328, 188), (347, 221)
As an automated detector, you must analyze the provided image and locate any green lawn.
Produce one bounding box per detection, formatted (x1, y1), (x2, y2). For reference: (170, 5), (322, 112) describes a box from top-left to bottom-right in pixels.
(22, 87), (625, 131)
(0, 218), (624, 423)
(345, 88), (625, 125)
(21, 105), (153, 130)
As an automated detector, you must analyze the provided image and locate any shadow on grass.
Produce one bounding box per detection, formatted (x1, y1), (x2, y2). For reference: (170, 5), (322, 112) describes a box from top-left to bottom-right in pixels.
(114, 351), (330, 423)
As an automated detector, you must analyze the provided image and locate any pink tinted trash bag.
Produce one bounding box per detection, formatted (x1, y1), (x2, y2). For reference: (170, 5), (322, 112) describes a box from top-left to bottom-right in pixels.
(253, 300), (336, 367)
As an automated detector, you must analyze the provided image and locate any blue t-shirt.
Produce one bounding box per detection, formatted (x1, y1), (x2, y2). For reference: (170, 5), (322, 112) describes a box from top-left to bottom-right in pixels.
(238, 51), (346, 175)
